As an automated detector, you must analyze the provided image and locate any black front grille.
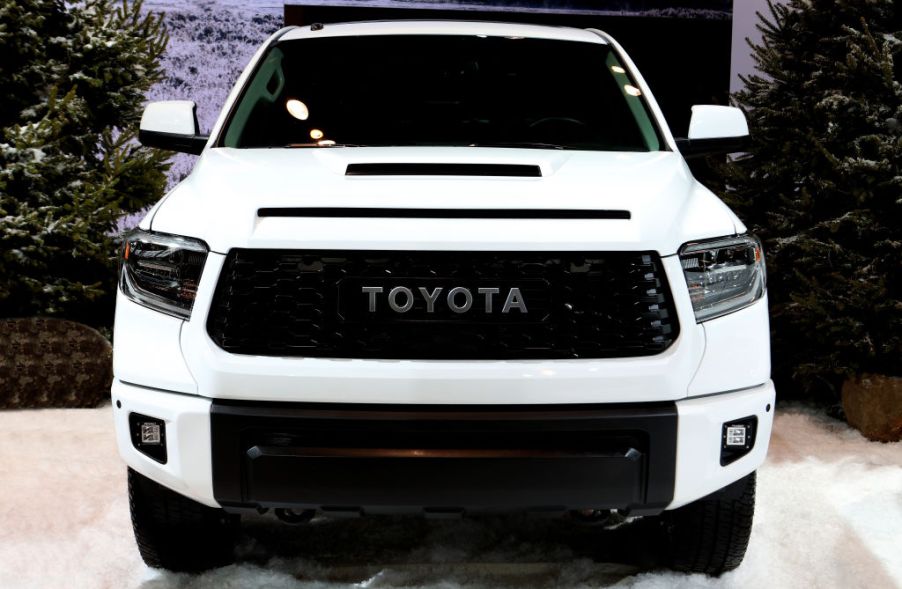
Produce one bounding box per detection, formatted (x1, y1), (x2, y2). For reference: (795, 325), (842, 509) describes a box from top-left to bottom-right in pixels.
(207, 250), (679, 359)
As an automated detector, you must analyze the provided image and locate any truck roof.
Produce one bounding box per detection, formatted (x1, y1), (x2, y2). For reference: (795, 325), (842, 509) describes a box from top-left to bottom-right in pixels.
(278, 20), (609, 45)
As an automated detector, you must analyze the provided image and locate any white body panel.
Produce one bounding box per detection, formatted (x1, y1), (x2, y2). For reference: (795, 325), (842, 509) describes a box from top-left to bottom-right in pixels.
(149, 148), (740, 255)
(116, 20), (775, 512)
(688, 105), (750, 140)
(671, 382), (775, 508)
(690, 296), (772, 396)
(112, 380), (217, 507)
(280, 20), (609, 44)
(112, 291), (197, 394)
(140, 100), (199, 135)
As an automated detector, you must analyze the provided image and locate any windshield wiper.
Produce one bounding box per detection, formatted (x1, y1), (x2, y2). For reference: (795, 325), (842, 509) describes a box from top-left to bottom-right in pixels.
(467, 142), (568, 150)
(282, 143), (366, 148)
(281, 142), (570, 150)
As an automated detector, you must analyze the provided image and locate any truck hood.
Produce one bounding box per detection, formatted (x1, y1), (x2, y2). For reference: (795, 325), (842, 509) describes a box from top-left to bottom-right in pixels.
(148, 147), (741, 255)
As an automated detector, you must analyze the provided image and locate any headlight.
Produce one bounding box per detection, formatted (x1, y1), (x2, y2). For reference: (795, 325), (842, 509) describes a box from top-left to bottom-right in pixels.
(120, 230), (208, 319)
(679, 235), (766, 322)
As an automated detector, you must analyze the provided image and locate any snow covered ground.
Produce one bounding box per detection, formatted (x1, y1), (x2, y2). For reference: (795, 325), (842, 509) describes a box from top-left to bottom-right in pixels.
(0, 405), (899, 589)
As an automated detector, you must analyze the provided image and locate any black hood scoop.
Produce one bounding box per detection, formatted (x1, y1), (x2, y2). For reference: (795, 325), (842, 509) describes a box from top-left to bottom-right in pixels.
(345, 163), (542, 177)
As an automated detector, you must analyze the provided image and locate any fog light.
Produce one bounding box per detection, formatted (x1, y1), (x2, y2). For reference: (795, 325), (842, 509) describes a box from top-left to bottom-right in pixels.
(720, 416), (757, 466)
(140, 423), (162, 445)
(129, 413), (167, 464)
(725, 425), (747, 446)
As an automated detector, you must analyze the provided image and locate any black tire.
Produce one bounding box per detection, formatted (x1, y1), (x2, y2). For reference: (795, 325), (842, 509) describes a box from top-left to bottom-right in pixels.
(128, 468), (240, 572)
(663, 471), (756, 576)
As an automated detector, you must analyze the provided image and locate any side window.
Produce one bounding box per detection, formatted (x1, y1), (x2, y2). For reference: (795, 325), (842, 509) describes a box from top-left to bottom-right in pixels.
(223, 48), (286, 148)
(605, 52), (660, 151)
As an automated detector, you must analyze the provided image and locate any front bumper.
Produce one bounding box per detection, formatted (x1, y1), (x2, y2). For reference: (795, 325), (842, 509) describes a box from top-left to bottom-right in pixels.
(210, 400), (677, 515)
(112, 379), (775, 512)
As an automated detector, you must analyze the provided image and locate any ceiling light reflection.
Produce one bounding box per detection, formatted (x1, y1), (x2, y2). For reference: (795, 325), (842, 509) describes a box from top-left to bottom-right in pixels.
(286, 99), (309, 120)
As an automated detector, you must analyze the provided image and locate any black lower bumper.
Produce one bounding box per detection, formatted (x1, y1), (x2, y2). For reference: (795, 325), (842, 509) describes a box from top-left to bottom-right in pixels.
(211, 401), (677, 515)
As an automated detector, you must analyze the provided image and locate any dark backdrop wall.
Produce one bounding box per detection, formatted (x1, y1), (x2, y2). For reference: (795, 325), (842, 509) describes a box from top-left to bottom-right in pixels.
(283, 0), (733, 137)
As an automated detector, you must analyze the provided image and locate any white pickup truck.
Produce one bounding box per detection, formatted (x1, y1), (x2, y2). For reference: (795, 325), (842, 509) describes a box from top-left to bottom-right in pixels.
(115, 20), (774, 575)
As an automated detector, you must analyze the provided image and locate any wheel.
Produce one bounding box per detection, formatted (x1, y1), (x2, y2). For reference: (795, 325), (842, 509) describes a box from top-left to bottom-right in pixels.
(662, 471), (756, 576)
(128, 467), (240, 571)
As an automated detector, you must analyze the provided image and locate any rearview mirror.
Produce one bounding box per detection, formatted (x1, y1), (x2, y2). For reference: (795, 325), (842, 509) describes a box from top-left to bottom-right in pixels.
(139, 101), (209, 155)
(676, 105), (749, 159)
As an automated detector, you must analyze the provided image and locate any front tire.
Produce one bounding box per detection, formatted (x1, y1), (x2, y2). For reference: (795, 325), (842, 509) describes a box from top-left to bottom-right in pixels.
(128, 468), (240, 571)
(663, 471), (756, 576)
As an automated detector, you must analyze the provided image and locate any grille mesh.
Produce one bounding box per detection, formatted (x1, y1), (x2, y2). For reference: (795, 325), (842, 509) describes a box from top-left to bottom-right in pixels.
(207, 250), (679, 359)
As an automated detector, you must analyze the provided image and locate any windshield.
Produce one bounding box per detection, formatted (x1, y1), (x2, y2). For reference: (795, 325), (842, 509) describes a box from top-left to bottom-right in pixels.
(220, 35), (663, 151)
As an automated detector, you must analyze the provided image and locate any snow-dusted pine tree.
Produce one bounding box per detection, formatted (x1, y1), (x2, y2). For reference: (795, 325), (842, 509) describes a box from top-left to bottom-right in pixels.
(721, 0), (901, 398)
(0, 0), (169, 327)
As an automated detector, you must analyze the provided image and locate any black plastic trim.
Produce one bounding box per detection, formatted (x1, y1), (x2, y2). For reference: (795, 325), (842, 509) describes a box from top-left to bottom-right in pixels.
(257, 207), (630, 220)
(345, 163), (542, 177)
(138, 130), (209, 155)
(675, 135), (749, 159)
(211, 401), (677, 515)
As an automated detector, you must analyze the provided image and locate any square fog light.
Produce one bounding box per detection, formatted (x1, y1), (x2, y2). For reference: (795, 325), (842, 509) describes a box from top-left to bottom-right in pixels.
(721, 416), (757, 466)
(141, 422), (162, 445)
(725, 425), (747, 446)
(129, 413), (167, 464)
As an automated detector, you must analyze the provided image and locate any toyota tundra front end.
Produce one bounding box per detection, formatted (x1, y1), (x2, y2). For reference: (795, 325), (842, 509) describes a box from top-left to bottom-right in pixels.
(114, 21), (774, 575)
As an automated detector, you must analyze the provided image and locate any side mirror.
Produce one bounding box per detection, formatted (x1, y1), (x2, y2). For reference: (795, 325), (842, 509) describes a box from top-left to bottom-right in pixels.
(139, 101), (209, 155)
(676, 105), (749, 159)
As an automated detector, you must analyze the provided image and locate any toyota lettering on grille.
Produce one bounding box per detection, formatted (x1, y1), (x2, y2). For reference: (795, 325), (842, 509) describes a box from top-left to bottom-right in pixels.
(362, 286), (528, 314)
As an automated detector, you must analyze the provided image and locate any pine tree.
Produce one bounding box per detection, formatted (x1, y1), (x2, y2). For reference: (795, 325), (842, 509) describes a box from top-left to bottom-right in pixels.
(720, 0), (901, 398)
(0, 0), (169, 328)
